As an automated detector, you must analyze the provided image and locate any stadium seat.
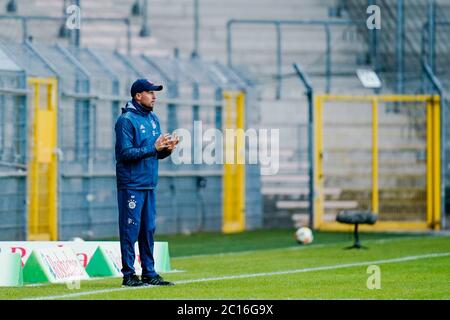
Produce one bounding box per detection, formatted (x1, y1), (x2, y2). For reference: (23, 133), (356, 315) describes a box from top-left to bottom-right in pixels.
(336, 210), (378, 249)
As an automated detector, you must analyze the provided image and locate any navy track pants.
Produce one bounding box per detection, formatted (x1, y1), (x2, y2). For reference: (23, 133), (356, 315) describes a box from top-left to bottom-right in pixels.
(118, 189), (158, 278)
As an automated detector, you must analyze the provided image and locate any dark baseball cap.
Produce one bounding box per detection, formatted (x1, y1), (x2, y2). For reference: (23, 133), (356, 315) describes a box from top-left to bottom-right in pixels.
(130, 79), (163, 97)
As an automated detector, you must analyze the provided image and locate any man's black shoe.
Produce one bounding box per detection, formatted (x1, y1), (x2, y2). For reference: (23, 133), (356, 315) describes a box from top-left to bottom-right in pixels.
(122, 275), (147, 287)
(141, 274), (174, 286)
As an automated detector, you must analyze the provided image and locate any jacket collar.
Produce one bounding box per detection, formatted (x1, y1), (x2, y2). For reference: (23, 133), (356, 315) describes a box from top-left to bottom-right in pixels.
(122, 99), (151, 116)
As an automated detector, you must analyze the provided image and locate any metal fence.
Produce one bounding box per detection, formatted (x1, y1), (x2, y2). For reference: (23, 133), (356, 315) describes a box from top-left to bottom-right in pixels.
(227, 19), (369, 99)
(333, 0), (450, 228)
(0, 14), (133, 54)
(0, 50), (27, 240)
(0, 41), (262, 240)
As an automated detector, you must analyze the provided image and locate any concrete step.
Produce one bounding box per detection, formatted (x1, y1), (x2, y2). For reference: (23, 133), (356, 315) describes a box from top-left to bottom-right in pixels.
(270, 125), (427, 144)
(262, 187), (341, 197)
(322, 158), (426, 172)
(148, 2), (330, 19)
(324, 174), (426, 189)
(0, 0), (369, 86)
(277, 200), (359, 210)
(291, 213), (310, 228)
(41, 1), (133, 18)
(262, 174), (309, 184)
(338, 188), (427, 201)
(324, 143), (426, 154)
(324, 202), (427, 216)
(275, 147), (426, 162)
(277, 162), (309, 171)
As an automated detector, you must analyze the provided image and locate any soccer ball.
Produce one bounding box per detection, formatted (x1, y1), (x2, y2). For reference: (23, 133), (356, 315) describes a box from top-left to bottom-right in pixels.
(295, 227), (313, 245)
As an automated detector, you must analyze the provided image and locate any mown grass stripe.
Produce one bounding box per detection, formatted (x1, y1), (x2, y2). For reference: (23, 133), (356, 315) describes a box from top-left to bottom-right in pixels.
(25, 252), (450, 300)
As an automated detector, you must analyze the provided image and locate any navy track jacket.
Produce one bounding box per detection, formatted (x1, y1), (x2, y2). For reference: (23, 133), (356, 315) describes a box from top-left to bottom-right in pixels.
(115, 100), (171, 190)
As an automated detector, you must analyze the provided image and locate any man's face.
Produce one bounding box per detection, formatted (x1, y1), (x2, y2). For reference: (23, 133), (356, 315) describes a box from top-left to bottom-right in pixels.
(135, 91), (156, 110)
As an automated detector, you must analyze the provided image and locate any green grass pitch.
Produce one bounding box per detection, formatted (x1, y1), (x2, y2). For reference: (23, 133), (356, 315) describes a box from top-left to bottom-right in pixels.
(1, 229), (449, 300)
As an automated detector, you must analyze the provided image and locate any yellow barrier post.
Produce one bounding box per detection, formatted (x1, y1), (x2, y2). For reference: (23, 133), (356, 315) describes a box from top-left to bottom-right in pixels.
(432, 96), (441, 230)
(313, 95), (324, 230)
(222, 92), (233, 233)
(371, 97), (379, 214)
(222, 91), (246, 233)
(426, 100), (433, 227)
(27, 77), (58, 241)
(48, 78), (58, 240)
(235, 92), (246, 231)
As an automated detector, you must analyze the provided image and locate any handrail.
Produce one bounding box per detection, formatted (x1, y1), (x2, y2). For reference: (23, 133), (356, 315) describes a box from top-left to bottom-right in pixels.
(85, 47), (120, 83)
(60, 170), (223, 179)
(0, 15), (132, 54)
(423, 61), (447, 230)
(61, 91), (225, 107)
(55, 43), (91, 80)
(24, 39), (60, 77)
(422, 21), (450, 70)
(346, 0), (434, 91)
(140, 54), (175, 85)
(226, 19), (366, 98)
(0, 87), (28, 95)
(114, 51), (145, 78)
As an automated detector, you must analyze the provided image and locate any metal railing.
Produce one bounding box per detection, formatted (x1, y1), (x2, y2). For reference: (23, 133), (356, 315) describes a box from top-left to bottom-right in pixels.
(0, 15), (132, 54)
(0, 40), (260, 238)
(347, 0), (410, 93)
(422, 21), (450, 74)
(226, 19), (366, 99)
(345, 0), (450, 92)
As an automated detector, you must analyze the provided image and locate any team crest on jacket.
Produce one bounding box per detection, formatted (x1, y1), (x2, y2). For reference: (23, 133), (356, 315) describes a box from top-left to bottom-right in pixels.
(128, 196), (137, 209)
(151, 120), (157, 129)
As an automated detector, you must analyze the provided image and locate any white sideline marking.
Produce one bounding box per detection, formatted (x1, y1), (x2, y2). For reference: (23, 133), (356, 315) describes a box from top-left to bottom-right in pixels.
(21, 236), (427, 289)
(25, 252), (450, 300)
(20, 236), (439, 289)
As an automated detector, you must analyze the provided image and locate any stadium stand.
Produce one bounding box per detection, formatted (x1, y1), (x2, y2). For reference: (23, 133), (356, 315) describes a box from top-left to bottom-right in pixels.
(0, 0), (448, 234)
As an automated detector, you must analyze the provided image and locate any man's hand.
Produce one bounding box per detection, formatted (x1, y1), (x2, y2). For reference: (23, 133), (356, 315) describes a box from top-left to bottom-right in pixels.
(166, 133), (180, 151)
(154, 134), (171, 152)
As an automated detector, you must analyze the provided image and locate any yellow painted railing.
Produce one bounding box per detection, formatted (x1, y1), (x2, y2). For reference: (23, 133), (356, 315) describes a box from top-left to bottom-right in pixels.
(222, 91), (246, 233)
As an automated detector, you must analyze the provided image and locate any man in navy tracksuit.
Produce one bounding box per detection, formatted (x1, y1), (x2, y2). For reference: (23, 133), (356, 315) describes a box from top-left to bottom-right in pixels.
(115, 79), (179, 287)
